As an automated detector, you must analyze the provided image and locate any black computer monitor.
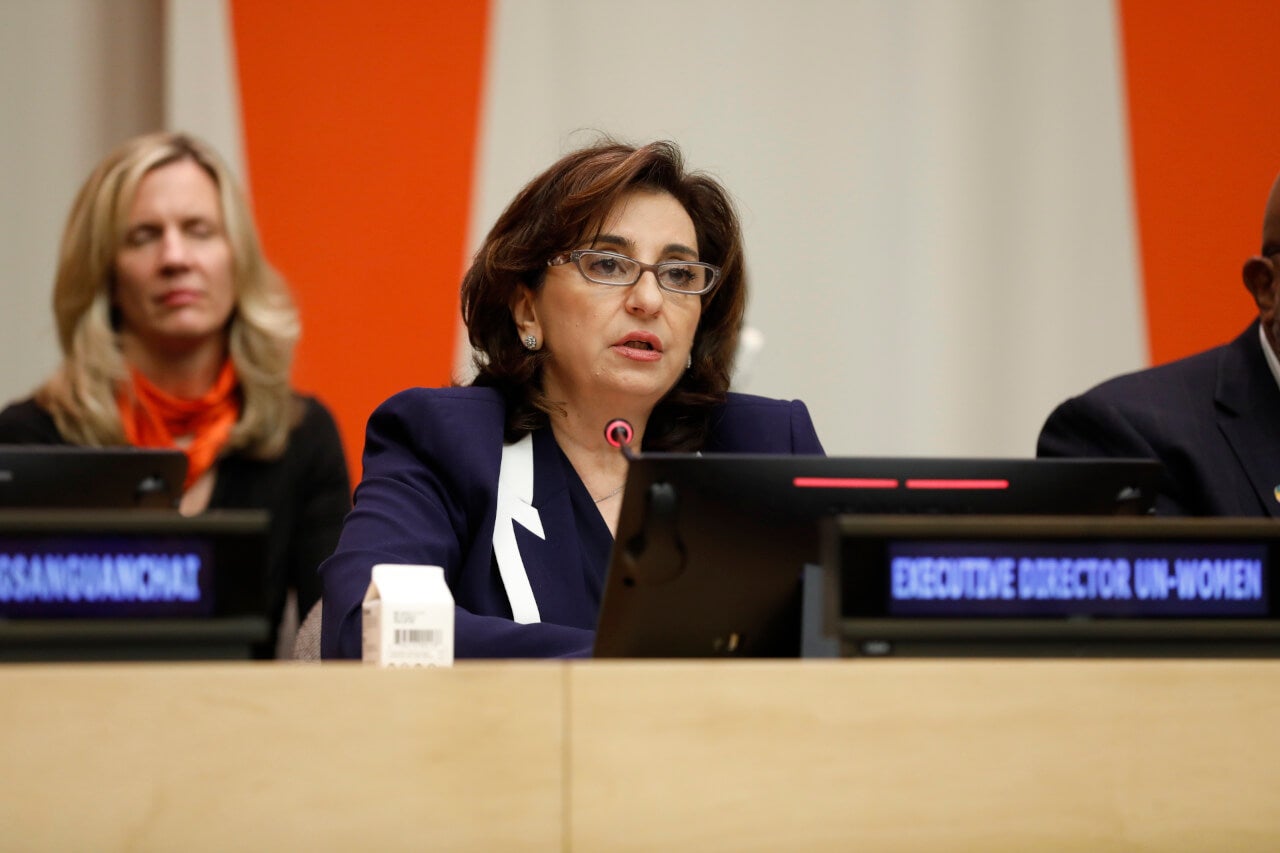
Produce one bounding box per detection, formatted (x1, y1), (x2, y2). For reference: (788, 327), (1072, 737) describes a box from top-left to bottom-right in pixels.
(0, 508), (270, 661)
(0, 446), (187, 509)
(592, 455), (1161, 658)
(823, 514), (1280, 657)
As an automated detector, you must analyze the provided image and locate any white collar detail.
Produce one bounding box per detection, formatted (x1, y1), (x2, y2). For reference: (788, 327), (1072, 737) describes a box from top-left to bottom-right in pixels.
(494, 433), (544, 624)
(1260, 323), (1280, 395)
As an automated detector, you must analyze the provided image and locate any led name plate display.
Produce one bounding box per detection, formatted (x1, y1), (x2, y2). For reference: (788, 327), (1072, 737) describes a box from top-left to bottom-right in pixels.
(0, 534), (214, 618)
(886, 540), (1267, 618)
(0, 510), (269, 662)
(827, 516), (1280, 658)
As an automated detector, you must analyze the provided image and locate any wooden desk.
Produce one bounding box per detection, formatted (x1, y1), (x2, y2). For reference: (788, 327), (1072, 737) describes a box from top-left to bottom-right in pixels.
(2, 660), (1277, 850)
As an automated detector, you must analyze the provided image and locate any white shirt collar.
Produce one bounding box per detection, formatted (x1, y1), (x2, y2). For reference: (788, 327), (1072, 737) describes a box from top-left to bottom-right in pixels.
(1259, 322), (1280, 393)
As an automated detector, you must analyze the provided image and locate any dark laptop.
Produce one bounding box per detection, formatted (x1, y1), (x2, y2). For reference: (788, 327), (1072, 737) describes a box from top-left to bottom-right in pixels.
(592, 455), (1162, 657)
(0, 446), (187, 509)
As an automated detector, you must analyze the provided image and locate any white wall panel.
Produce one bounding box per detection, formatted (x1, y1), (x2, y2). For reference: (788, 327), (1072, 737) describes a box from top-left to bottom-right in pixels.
(0, 0), (162, 403)
(471, 0), (1144, 456)
(165, 0), (244, 184)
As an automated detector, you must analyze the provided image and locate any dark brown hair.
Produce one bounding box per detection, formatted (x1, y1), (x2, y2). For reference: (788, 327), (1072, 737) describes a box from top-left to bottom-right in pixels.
(460, 139), (746, 451)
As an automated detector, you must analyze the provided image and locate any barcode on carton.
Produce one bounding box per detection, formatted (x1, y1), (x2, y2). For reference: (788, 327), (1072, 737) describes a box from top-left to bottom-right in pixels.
(395, 628), (441, 646)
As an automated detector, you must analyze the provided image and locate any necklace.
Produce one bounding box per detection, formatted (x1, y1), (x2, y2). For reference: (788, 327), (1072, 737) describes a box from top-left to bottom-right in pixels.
(593, 483), (625, 504)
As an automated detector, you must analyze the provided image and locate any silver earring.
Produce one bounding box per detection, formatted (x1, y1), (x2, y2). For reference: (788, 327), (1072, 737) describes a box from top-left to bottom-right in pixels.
(686, 354), (692, 370)
(523, 335), (538, 351)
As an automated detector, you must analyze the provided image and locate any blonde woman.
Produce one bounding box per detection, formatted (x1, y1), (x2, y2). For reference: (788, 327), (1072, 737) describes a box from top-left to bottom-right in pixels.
(0, 132), (351, 656)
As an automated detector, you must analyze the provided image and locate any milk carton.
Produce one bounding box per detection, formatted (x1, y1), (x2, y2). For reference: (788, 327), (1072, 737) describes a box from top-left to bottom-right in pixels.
(361, 564), (454, 667)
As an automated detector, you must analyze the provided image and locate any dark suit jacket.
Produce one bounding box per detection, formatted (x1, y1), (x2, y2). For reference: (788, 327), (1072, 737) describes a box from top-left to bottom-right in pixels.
(320, 387), (825, 659)
(1037, 321), (1280, 517)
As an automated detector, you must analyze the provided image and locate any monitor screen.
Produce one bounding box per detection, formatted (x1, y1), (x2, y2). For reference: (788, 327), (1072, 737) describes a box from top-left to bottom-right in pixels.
(0, 508), (270, 660)
(592, 454), (1162, 658)
(826, 515), (1280, 657)
(0, 446), (187, 509)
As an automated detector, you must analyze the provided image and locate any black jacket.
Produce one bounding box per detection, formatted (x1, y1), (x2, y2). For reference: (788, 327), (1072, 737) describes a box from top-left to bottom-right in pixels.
(1038, 321), (1280, 517)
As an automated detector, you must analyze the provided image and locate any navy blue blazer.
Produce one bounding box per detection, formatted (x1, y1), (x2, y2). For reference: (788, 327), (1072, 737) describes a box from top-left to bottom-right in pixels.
(1037, 321), (1280, 517)
(320, 387), (825, 659)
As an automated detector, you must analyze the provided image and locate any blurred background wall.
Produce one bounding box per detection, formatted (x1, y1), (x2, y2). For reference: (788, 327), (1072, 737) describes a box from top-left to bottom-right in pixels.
(3, 0), (1277, 479)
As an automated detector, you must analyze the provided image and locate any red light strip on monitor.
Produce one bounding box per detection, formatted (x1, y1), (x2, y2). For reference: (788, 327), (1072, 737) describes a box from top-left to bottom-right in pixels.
(792, 477), (900, 489)
(905, 479), (1010, 490)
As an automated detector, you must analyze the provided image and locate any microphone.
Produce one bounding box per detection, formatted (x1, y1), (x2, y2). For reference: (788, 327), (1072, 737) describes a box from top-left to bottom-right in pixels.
(604, 418), (638, 461)
(605, 418), (683, 579)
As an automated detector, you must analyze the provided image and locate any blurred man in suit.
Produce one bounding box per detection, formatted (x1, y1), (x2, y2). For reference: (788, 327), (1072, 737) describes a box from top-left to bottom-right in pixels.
(1037, 172), (1280, 516)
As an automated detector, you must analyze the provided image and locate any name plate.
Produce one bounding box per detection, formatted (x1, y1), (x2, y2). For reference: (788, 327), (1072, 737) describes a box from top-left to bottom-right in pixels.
(822, 515), (1280, 657)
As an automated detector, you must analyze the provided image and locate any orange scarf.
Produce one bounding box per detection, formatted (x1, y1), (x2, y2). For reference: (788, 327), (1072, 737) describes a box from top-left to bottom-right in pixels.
(117, 361), (241, 491)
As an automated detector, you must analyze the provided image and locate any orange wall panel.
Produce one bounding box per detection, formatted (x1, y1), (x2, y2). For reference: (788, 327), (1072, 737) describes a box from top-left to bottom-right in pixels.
(229, 1), (489, 482)
(1119, 0), (1280, 365)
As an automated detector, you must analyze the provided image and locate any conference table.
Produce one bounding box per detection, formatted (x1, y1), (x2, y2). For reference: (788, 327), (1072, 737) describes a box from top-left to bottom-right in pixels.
(2, 658), (1277, 850)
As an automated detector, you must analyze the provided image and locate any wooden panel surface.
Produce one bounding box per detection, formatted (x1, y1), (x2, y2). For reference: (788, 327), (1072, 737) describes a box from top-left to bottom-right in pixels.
(567, 660), (1280, 851)
(0, 662), (564, 851)
(3, 659), (1279, 851)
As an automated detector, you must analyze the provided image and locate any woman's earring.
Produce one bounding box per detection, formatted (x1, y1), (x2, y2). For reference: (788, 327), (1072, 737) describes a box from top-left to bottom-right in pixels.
(686, 354), (692, 370)
(523, 335), (538, 351)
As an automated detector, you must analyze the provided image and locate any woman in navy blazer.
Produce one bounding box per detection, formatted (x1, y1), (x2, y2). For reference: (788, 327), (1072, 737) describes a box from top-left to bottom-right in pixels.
(320, 140), (823, 659)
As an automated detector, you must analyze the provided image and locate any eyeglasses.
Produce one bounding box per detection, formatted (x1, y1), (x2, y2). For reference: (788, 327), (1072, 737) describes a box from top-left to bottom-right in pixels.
(547, 250), (721, 295)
